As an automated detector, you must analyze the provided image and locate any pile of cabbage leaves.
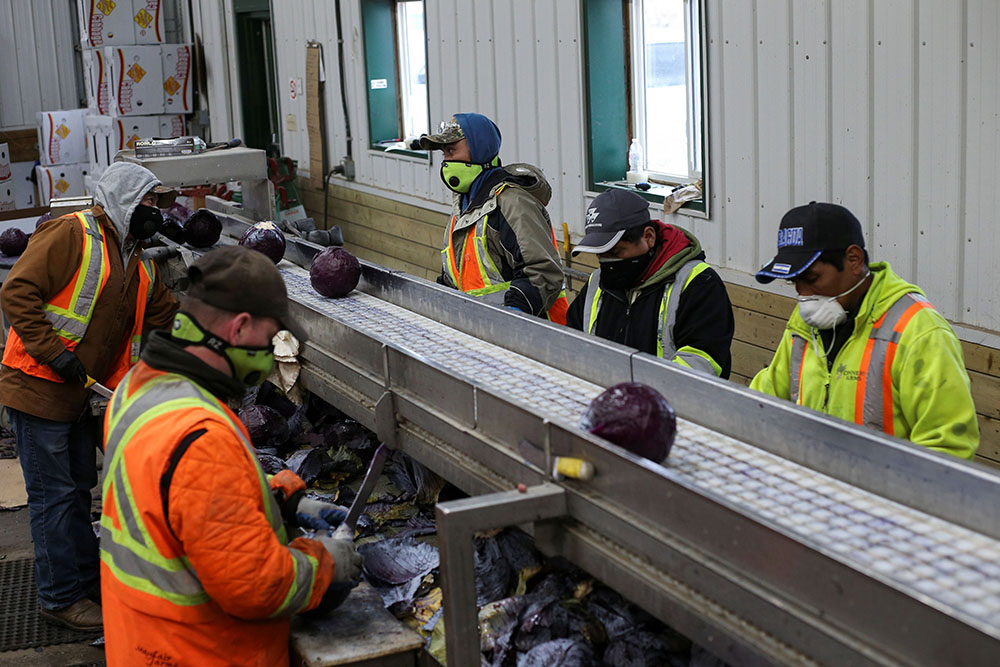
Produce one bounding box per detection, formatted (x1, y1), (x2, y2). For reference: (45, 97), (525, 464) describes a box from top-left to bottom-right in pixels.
(240, 384), (728, 667)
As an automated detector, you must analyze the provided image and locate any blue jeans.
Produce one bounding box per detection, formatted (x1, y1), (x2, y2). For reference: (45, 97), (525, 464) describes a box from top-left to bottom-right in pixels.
(11, 408), (100, 610)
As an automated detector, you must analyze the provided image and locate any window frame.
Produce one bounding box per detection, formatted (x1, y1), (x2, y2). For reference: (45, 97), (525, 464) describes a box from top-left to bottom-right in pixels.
(360, 0), (429, 160)
(583, 0), (709, 215)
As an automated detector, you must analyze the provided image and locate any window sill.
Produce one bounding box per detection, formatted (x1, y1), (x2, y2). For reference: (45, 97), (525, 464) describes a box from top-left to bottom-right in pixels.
(369, 142), (429, 161)
(593, 180), (707, 217)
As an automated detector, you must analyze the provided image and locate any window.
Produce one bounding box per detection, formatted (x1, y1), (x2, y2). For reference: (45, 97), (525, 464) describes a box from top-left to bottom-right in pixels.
(584, 0), (708, 212)
(361, 0), (429, 156)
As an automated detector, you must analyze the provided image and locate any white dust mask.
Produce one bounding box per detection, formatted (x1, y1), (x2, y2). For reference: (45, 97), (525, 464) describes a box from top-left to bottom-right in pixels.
(796, 270), (870, 330)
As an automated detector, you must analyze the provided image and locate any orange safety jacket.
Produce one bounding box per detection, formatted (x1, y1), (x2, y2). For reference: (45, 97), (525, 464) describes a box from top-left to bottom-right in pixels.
(442, 198), (569, 324)
(100, 361), (334, 667)
(1, 210), (155, 388)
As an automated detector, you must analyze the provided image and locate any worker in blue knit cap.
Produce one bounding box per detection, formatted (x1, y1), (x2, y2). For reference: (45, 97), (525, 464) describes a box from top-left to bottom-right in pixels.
(420, 113), (569, 323)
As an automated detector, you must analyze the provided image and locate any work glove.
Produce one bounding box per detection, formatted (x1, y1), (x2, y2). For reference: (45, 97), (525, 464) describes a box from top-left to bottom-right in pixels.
(316, 525), (362, 583)
(48, 350), (88, 385)
(295, 497), (348, 532)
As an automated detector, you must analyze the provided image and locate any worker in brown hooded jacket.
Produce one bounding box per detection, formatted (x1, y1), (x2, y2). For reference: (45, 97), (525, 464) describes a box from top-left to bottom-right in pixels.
(0, 161), (179, 631)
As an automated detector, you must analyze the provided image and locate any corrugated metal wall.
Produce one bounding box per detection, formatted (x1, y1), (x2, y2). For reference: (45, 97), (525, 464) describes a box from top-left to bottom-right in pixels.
(0, 0), (82, 128)
(264, 0), (1000, 331)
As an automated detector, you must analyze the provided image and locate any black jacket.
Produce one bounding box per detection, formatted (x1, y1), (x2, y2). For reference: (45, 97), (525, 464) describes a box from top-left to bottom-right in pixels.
(566, 230), (734, 378)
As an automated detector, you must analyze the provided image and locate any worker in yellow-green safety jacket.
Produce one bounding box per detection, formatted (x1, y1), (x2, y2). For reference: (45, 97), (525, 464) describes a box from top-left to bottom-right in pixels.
(566, 189), (734, 378)
(751, 201), (978, 459)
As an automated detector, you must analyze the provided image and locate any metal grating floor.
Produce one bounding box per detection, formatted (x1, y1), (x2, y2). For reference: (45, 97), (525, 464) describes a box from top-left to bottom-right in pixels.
(0, 558), (102, 652)
(282, 269), (1000, 637)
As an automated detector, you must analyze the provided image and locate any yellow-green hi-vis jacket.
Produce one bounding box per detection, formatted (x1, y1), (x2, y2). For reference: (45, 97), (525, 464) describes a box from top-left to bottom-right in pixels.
(751, 262), (979, 459)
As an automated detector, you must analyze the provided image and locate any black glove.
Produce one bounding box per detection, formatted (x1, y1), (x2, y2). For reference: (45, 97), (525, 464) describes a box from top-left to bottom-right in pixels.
(48, 350), (88, 385)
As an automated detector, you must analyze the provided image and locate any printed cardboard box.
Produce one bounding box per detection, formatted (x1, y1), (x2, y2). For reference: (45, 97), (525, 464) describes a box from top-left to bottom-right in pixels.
(132, 0), (165, 45)
(78, 0), (165, 48)
(161, 44), (193, 114)
(10, 162), (37, 209)
(0, 181), (14, 213)
(83, 49), (111, 115)
(35, 164), (90, 207)
(78, 0), (135, 48)
(0, 143), (10, 182)
(105, 45), (165, 116)
(36, 109), (89, 166)
(86, 113), (184, 173)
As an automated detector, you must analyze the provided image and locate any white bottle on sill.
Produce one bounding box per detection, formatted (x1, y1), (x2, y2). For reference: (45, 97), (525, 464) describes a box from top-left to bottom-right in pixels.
(626, 138), (648, 184)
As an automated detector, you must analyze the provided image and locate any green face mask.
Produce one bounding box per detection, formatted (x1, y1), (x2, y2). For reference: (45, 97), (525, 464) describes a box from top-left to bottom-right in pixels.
(440, 156), (500, 194)
(171, 312), (275, 387)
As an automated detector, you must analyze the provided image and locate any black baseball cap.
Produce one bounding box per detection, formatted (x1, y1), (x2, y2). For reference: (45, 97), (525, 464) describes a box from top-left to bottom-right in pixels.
(573, 189), (651, 255)
(186, 245), (308, 342)
(755, 202), (865, 284)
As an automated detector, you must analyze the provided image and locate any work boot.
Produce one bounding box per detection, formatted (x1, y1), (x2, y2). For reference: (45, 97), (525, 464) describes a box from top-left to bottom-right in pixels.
(39, 598), (103, 632)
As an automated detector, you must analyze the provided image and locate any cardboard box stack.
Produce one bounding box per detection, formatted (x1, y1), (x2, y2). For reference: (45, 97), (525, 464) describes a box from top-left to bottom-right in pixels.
(0, 143), (15, 212)
(78, 0), (191, 189)
(35, 110), (90, 206)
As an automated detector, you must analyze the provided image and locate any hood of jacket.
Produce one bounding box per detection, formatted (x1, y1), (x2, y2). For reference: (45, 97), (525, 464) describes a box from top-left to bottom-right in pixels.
(458, 162), (552, 213)
(92, 162), (162, 253)
(630, 222), (705, 292)
(786, 261), (923, 337)
(455, 113), (502, 163)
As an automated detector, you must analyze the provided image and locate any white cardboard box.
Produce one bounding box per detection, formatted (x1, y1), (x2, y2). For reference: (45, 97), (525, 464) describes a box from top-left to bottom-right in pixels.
(78, 0), (165, 48)
(86, 113), (184, 173)
(0, 182), (14, 213)
(161, 44), (193, 114)
(82, 49), (111, 115)
(105, 46), (165, 116)
(35, 164), (90, 206)
(132, 0), (165, 45)
(10, 162), (37, 209)
(36, 109), (89, 166)
(0, 143), (10, 182)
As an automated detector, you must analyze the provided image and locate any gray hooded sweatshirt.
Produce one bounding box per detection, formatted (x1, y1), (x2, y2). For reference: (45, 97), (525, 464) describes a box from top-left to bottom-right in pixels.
(92, 161), (162, 255)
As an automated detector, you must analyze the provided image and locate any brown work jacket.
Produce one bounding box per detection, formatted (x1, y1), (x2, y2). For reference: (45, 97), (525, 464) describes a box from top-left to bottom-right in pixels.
(0, 205), (178, 421)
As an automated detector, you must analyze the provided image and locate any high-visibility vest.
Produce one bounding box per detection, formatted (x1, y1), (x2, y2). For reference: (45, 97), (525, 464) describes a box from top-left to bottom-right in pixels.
(442, 185), (569, 324)
(100, 366), (320, 619)
(788, 292), (932, 436)
(584, 259), (720, 375)
(1, 210), (154, 388)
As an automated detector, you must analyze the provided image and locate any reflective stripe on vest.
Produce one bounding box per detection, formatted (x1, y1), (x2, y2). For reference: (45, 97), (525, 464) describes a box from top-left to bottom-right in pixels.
(101, 372), (316, 615)
(584, 260), (708, 360)
(786, 293), (932, 434)
(789, 337), (809, 405)
(43, 210), (110, 341)
(855, 293), (932, 435)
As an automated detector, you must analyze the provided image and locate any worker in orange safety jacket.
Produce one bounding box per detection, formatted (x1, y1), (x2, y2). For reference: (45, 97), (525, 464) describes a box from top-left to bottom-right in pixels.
(100, 245), (362, 666)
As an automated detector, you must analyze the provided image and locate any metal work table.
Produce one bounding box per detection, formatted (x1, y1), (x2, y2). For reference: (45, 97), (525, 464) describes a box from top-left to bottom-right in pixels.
(157, 209), (1000, 666)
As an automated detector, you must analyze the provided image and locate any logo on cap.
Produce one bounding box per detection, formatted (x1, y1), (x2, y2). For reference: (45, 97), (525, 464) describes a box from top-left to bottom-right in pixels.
(771, 263), (791, 274)
(585, 207), (601, 229)
(777, 227), (804, 248)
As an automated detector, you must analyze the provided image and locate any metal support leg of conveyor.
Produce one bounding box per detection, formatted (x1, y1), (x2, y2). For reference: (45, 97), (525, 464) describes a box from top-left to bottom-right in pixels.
(436, 484), (567, 667)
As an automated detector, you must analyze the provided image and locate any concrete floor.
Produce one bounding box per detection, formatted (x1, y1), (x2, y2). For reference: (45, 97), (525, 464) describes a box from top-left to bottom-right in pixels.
(0, 472), (106, 666)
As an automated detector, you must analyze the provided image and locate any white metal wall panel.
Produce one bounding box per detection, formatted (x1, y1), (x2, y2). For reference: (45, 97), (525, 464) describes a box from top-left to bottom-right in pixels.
(963, 0), (1000, 330)
(258, 0), (1000, 330)
(0, 0), (81, 129)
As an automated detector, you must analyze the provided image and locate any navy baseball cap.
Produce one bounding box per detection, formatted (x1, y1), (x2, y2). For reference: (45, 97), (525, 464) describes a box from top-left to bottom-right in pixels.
(756, 202), (865, 284)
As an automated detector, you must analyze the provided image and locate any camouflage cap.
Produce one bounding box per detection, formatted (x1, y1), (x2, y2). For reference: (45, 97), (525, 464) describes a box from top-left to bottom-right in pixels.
(419, 117), (465, 150)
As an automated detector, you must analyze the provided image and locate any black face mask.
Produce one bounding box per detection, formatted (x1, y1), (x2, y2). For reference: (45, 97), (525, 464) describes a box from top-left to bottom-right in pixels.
(129, 204), (164, 240)
(598, 247), (656, 290)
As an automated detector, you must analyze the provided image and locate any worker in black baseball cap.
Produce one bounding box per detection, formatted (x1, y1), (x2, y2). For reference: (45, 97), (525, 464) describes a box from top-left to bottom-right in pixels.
(751, 201), (978, 459)
(566, 189), (734, 378)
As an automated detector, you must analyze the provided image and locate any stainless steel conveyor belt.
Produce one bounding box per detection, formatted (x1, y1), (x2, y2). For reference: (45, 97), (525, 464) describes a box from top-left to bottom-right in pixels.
(149, 205), (1000, 666)
(283, 267), (1000, 632)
